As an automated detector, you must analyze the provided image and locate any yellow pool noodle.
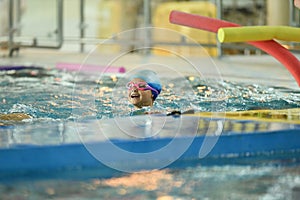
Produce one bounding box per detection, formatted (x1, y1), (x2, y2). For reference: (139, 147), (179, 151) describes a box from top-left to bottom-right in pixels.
(218, 26), (300, 43)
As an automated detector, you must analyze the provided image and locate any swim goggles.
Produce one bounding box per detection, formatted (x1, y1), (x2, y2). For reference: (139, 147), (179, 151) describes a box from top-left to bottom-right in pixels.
(126, 81), (159, 95)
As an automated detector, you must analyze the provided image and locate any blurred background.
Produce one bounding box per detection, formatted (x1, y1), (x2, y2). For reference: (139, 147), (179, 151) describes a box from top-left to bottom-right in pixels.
(0, 0), (299, 57)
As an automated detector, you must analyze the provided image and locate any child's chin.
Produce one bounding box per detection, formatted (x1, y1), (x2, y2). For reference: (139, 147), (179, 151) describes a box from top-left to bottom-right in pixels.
(130, 98), (141, 105)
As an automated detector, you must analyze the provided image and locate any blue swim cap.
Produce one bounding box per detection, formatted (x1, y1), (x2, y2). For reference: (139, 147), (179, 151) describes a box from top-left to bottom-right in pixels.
(130, 70), (162, 100)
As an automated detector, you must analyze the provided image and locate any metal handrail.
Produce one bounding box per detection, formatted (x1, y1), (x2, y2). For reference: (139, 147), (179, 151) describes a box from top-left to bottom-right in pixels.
(290, 0), (300, 27)
(5, 0), (300, 57)
(79, 0), (86, 52)
(7, 0), (64, 57)
(216, 0), (223, 57)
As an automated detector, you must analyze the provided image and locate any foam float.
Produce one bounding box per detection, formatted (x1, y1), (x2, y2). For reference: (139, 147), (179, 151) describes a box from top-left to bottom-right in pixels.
(56, 62), (126, 74)
(169, 10), (300, 86)
(218, 26), (300, 43)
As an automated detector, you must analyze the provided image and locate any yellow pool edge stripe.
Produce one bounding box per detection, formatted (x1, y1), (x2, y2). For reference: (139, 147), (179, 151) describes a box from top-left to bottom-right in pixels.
(187, 108), (300, 124)
(218, 26), (300, 43)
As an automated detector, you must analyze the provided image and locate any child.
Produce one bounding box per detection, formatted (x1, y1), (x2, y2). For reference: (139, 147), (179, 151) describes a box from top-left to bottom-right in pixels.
(126, 69), (193, 116)
(127, 70), (161, 108)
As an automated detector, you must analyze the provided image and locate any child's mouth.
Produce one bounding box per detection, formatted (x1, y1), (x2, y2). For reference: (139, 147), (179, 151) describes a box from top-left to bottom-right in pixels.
(130, 93), (140, 99)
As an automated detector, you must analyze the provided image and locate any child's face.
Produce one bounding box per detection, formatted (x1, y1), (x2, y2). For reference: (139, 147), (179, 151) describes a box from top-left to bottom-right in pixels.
(127, 78), (154, 108)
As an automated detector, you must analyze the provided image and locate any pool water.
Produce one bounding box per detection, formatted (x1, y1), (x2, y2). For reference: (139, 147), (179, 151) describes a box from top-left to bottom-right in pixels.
(0, 67), (299, 120)
(0, 67), (300, 199)
(0, 166), (300, 199)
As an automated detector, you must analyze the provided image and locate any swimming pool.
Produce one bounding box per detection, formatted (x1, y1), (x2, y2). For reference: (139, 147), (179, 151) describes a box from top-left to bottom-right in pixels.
(0, 62), (300, 199)
(1, 66), (299, 120)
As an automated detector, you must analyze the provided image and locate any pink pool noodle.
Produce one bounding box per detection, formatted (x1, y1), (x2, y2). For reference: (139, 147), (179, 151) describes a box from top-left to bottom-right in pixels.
(169, 10), (300, 86)
(56, 62), (126, 73)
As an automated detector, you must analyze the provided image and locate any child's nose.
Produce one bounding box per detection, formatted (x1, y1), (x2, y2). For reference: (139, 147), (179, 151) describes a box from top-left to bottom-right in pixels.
(131, 87), (138, 92)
